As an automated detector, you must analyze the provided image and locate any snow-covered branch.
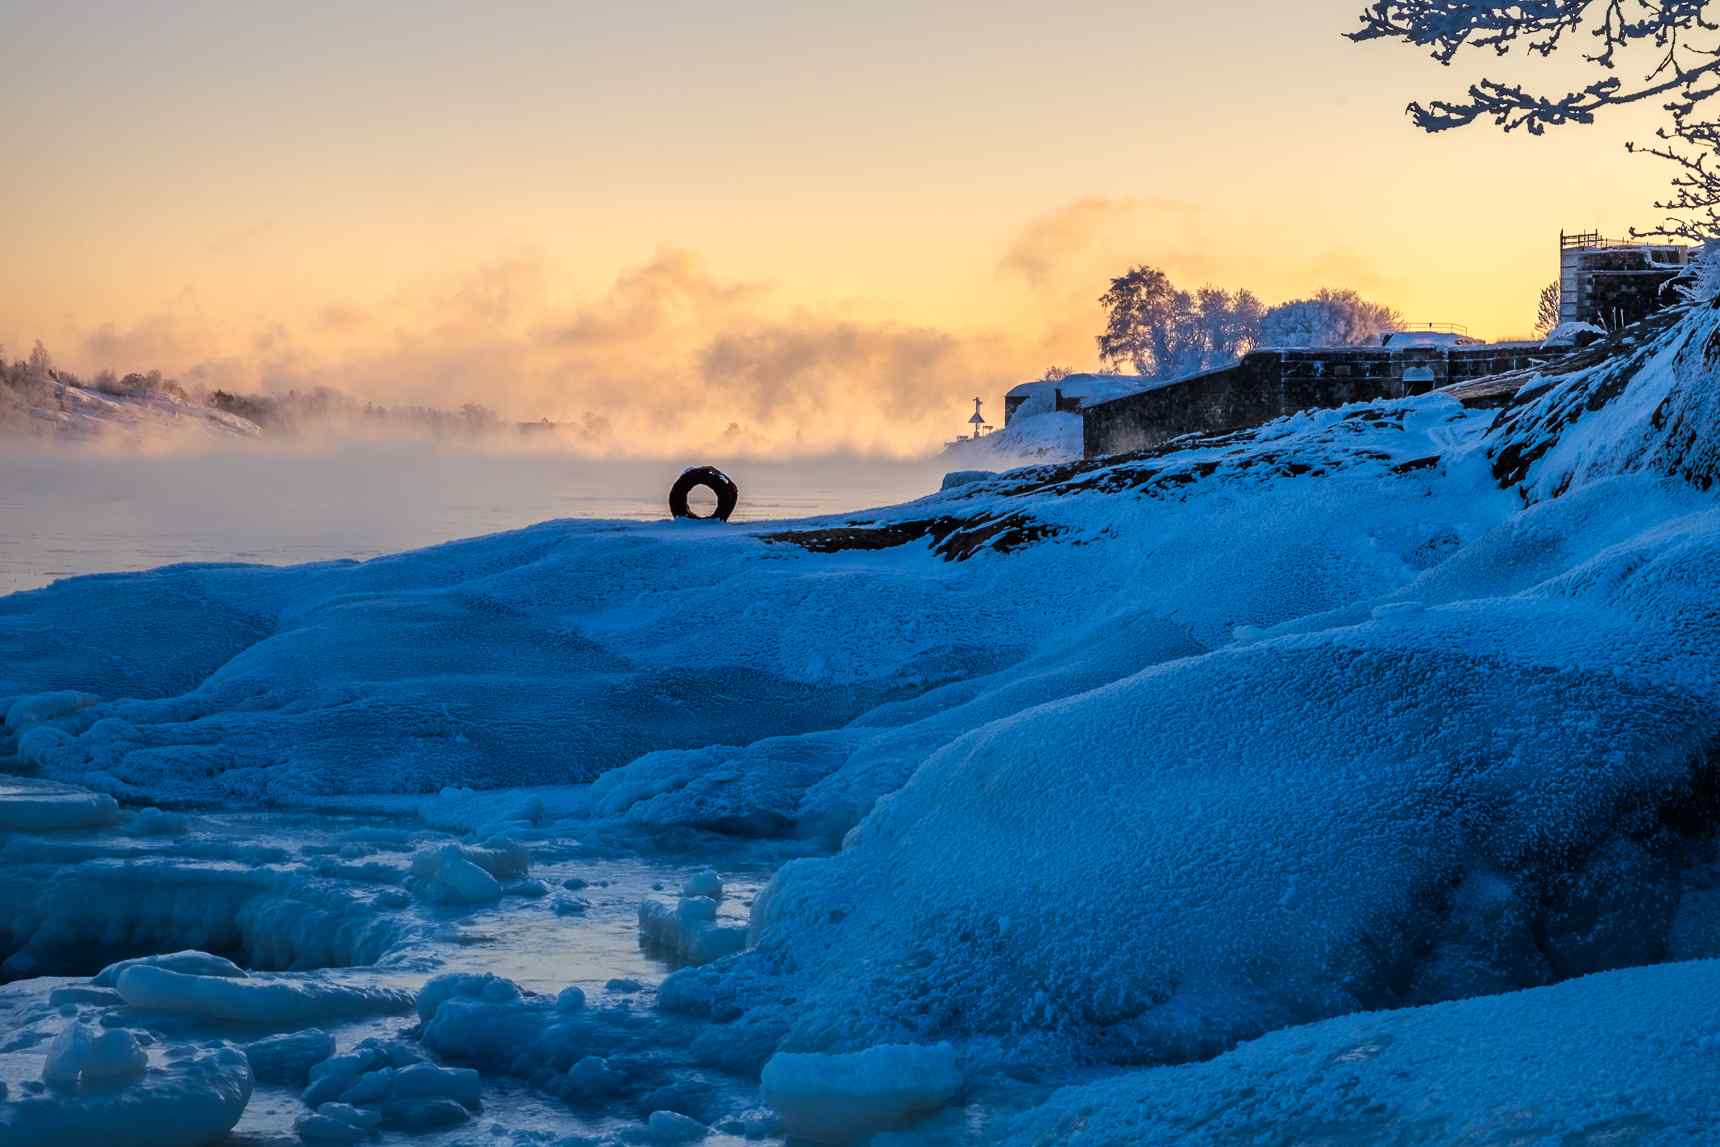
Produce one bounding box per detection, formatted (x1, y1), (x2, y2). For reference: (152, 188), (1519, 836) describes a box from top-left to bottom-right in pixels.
(1352, 0), (1720, 134)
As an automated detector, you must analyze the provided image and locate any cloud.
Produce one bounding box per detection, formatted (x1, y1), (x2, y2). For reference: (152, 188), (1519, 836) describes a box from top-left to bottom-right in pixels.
(81, 315), (200, 373)
(999, 197), (1196, 290)
(36, 201), (1407, 459)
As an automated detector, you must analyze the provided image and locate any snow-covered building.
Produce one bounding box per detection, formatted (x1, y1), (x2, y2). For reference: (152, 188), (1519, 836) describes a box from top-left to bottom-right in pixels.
(1559, 230), (1692, 330)
(1002, 374), (1144, 426)
(1081, 341), (1549, 457)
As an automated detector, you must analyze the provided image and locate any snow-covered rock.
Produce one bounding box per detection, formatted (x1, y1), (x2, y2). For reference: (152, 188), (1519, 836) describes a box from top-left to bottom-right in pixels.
(1540, 319), (1607, 347)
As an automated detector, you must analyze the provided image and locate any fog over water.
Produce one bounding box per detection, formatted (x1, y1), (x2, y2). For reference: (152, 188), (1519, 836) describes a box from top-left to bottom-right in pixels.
(0, 447), (958, 595)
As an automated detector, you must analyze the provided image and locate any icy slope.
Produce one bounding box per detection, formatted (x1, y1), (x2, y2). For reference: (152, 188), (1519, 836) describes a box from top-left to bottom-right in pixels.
(1, 396), (1498, 806)
(661, 302), (1720, 1083)
(3, 376), (261, 445)
(993, 957), (1720, 1145)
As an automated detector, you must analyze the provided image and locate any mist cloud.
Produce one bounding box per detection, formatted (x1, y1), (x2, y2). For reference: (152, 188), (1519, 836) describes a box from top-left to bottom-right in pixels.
(31, 203), (1400, 459)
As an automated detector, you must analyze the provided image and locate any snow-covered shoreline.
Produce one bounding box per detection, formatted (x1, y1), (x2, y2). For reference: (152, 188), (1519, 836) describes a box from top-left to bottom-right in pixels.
(3, 300), (1719, 1144)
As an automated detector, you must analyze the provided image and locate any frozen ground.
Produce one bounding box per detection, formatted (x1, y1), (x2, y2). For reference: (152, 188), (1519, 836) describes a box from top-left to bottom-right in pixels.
(1, 295), (1718, 1143)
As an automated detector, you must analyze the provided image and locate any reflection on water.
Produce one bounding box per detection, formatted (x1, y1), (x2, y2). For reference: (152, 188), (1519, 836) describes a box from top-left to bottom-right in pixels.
(0, 447), (956, 595)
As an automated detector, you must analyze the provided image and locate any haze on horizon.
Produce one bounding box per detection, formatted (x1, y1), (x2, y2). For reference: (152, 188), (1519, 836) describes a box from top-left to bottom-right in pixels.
(0, 0), (1675, 456)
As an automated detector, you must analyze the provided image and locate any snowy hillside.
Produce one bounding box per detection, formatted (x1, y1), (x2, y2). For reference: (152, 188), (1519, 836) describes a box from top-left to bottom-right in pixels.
(942, 410), (1082, 464)
(0, 296), (1717, 1143)
(0, 373), (261, 446)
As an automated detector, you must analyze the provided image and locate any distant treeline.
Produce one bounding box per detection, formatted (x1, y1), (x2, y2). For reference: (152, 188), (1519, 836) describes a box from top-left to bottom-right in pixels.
(1, 342), (558, 439)
(206, 387), (529, 438)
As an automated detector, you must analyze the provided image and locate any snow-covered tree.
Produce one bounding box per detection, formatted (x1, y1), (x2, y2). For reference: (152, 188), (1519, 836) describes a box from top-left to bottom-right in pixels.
(1629, 112), (1720, 241)
(1097, 268), (1264, 379)
(1259, 289), (1402, 348)
(1097, 266), (1196, 379)
(1536, 281), (1562, 334)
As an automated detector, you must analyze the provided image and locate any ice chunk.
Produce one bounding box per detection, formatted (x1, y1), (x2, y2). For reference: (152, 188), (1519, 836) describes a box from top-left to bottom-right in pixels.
(638, 896), (746, 965)
(761, 1043), (962, 1143)
(567, 1055), (626, 1099)
(466, 834), (531, 880)
(0, 777), (120, 832)
(92, 950), (248, 988)
(295, 1102), (383, 1142)
(299, 1038), (428, 1106)
(242, 1028), (335, 1086)
(681, 868), (724, 900)
(3, 1039), (253, 1147)
(4, 690), (100, 731)
(408, 845), (502, 905)
(126, 808), (190, 836)
(41, 1022), (93, 1086)
(114, 965), (413, 1026)
(80, 1030), (149, 1083)
(628, 1109), (709, 1143)
(380, 1097), (471, 1130)
(415, 971), (522, 1021)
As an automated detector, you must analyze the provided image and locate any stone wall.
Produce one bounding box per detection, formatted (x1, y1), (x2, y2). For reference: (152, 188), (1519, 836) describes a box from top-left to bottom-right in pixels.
(1081, 344), (1549, 458)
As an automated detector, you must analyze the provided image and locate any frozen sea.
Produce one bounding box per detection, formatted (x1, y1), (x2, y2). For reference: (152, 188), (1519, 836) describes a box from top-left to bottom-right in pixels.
(0, 448), (956, 595)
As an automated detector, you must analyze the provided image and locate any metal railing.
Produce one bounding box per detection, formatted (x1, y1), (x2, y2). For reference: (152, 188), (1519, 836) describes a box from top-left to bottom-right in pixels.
(1389, 321), (1471, 336)
(1561, 229), (1691, 252)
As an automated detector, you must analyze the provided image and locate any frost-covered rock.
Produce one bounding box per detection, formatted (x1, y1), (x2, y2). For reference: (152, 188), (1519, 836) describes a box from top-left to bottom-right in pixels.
(761, 1042), (962, 1143)
(1492, 299), (1720, 498)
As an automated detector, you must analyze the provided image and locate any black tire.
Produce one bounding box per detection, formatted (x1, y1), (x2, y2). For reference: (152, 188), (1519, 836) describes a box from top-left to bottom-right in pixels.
(669, 466), (739, 521)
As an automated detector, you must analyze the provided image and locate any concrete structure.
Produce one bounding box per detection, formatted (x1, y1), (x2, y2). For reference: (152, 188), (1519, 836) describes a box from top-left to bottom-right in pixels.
(1559, 231), (1692, 330)
(1081, 341), (1548, 458)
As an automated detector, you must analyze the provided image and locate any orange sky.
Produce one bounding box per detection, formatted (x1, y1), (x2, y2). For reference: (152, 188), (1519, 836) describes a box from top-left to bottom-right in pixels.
(0, 1), (1679, 454)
